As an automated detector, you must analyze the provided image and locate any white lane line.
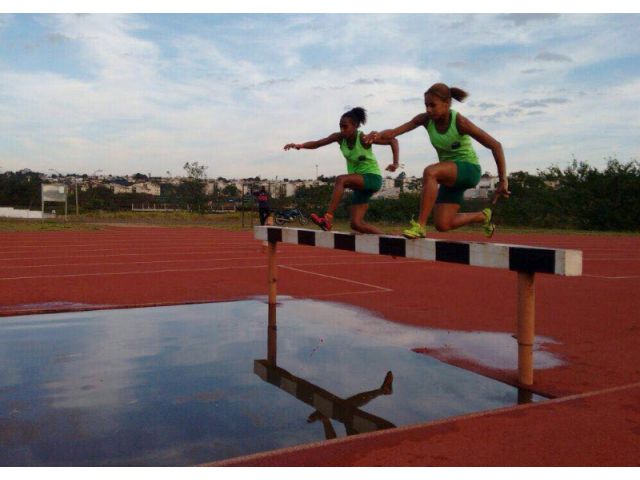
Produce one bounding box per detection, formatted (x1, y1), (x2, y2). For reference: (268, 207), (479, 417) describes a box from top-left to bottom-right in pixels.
(0, 244), (349, 261)
(0, 265), (264, 280)
(280, 265), (393, 292)
(279, 259), (423, 267)
(308, 289), (390, 297)
(587, 258), (640, 261)
(582, 274), (640, 279)
(0, 240), (255, 253)
(0, 254), (394, 271)
(0, 248), (263, 262)
(0, 254), (369, 270)
(0, 260), (414, 282)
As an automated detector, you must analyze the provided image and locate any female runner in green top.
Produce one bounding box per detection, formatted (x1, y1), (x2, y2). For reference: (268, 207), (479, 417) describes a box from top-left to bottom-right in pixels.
(366, 83), (510, 238)
(284, 107), (399, 234)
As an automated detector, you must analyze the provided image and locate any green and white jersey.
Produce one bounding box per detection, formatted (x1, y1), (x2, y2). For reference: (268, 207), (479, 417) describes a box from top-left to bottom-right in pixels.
(426, 110), (479, 165)
(339, 131), (382, 175)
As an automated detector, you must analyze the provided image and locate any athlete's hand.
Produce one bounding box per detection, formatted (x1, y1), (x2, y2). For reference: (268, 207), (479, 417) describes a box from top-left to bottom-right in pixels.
(283, 143), (302, 150)
(493, 178), (511, 203)
(385, 163), (400, 172)
(361, 131), (378, 144)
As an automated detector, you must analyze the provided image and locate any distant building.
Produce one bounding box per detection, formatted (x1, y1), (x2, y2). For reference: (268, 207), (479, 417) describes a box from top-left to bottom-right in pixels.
(463, 175), (498, 200)
(110, 183), (133, 194)
(132, 182), (161, 196)
(373, 186), (401, 199)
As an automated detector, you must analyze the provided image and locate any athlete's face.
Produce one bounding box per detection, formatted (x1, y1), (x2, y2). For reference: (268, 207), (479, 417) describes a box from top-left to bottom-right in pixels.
(339, 116), (357, 139)
(424, 93), (450, 120)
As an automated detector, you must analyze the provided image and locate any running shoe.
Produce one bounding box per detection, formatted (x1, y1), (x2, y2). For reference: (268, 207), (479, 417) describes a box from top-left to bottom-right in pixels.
(310, 213), (332, 231)
(402, 219), (427, 239)
(482, 208), (496, 238)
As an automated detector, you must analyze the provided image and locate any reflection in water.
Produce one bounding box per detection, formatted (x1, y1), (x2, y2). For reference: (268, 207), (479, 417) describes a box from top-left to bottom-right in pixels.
(260, 303), (395, 438)
(0, 298), (546, 466)
(517, 388), (534, 404)
(307, 372), (395, 439)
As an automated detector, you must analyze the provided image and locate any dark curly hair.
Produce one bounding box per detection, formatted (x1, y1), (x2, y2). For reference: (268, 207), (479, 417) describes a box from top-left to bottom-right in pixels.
(341, 107), (367, 127)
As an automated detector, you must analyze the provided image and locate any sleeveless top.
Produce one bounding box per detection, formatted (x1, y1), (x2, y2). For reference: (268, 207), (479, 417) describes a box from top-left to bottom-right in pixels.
(339, 131), (382, 175)
(426, 110), (479, 165)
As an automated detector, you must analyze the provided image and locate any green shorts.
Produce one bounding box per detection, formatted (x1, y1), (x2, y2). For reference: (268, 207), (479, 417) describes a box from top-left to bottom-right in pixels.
(352, 173), (382, 205)
(436, 162), (481, 205)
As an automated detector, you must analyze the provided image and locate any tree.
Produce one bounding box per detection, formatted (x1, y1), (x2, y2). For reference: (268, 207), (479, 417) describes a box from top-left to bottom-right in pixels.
(180, 162), (208, 212)
(222, 184), (239, 197)
(0, 170), (43, 208)
(394, 171), (407, 192)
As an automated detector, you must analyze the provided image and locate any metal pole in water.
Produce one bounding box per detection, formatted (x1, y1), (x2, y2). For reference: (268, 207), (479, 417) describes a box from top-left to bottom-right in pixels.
(517, 271), (535, 386)
(267, 303), (277, 366)
(268, 241), (277, 306)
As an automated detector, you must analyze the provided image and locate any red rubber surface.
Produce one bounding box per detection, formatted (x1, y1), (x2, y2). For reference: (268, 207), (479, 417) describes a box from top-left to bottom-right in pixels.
(2, 226), (639, 465)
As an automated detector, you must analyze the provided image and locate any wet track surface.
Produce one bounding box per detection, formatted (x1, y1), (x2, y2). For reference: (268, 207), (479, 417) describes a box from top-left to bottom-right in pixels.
(0, 298), (543, 466)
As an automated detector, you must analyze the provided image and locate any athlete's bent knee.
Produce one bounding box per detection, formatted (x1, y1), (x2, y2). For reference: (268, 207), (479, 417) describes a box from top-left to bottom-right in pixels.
(435, 220), (452, 232)
(423, 165), (438, 181)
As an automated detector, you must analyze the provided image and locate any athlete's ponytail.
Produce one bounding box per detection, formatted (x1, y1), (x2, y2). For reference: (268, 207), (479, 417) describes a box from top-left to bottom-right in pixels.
(341, 107), (367, 127)
(425, 83), (469, 103)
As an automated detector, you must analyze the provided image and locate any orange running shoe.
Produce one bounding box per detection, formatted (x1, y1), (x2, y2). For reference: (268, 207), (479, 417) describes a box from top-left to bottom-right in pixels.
(310, 213), (333, 231)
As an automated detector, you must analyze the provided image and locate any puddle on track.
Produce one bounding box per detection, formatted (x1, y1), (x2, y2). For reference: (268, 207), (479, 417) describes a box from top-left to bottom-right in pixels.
(0, 298), (547, 466)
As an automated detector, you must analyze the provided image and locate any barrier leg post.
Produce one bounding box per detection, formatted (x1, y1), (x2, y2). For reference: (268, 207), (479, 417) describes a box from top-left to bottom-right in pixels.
(268, 303), (277, 366)
(268, 241), (278, 306)
(517, 271), (535, 386)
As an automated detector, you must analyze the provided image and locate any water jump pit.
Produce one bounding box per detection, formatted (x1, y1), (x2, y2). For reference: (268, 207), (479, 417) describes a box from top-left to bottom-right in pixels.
(0, 298), (554, 466)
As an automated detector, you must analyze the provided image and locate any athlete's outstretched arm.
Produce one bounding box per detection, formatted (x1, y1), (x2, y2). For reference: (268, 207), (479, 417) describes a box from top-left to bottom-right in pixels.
(363, 113), (428, 143)
(284, 132), (341, 151)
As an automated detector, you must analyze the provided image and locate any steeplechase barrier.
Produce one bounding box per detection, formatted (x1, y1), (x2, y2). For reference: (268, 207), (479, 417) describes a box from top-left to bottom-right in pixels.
(254, 226), (583, 387)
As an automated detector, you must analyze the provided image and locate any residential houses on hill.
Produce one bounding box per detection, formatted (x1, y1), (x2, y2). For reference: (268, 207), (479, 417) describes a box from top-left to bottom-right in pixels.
(41, 172), (499, 200)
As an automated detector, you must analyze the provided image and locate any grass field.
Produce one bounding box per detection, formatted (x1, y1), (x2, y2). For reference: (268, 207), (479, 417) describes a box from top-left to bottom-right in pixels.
(1, 211), (638, 236)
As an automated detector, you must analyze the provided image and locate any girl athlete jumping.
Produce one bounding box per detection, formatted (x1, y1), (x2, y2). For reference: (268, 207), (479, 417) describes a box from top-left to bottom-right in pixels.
(284, 107), (399, 234)
(366, 83), (510, 238)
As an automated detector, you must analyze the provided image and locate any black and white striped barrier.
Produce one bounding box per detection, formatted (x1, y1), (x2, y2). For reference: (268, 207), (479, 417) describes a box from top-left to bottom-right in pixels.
(255, 226), (582, 276)
(255, 226), (583, 387)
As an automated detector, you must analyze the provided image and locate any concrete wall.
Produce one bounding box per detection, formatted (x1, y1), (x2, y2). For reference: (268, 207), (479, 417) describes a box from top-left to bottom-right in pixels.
(0, 207), (56, 219)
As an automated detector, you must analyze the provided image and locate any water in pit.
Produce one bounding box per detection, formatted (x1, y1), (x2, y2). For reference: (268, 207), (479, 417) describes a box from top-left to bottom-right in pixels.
(0, 298), (546, 466)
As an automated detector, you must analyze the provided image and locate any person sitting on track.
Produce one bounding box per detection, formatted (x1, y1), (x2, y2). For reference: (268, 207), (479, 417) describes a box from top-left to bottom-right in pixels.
(365, 83), (510, 239)
(283, 107), (399, 234)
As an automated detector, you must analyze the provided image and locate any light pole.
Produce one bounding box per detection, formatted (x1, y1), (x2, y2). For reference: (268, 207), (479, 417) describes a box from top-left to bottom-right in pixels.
(48, 168), (68, 220)
(74, 178), (80, 215)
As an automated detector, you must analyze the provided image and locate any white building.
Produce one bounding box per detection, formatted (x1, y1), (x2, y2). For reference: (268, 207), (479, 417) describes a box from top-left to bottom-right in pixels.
(463, 175), (498, 200)
(110, 183), (133, 194)
(132, 182), (161, 196)
(373, 187), (401, 199)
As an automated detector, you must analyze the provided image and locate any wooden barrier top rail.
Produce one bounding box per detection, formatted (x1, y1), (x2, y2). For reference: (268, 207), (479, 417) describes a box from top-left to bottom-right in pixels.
(255, 226), (582, 276)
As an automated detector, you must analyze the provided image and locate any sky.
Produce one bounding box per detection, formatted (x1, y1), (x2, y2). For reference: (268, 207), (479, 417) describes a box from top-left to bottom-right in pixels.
(1, 3), (639, 180)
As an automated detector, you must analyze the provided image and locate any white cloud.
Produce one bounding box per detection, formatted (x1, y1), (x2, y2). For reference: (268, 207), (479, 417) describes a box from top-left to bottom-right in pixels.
(0, 13), (638, 177)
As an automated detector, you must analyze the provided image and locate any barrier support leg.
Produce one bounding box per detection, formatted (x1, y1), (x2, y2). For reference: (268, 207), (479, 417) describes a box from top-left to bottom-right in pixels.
(268, 241), (278, 306)
(268, 303), (277, 366)
(517, 271), (535, 386)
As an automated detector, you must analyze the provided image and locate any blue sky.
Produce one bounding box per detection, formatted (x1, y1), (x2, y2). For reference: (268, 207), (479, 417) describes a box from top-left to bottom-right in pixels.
(1, 7), (639, 179)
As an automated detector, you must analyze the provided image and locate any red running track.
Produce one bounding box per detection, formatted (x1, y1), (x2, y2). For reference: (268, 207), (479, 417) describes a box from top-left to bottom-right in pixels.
(2, 226), (639, 465)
